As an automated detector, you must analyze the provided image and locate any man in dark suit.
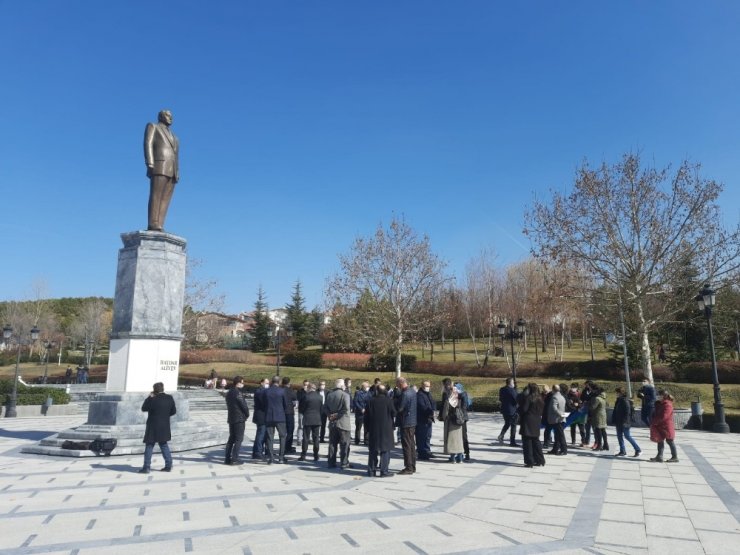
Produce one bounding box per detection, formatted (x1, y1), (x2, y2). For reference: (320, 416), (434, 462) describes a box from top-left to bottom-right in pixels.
(415, 380), (435, 460)
(282, 377), (298, 453)
(140, 382), (176, 473)
(143, 110), (179, 232)
(251, 378), (269, 459)
(264, 376), (289, 464)
(365, 384), (396, 477)
(225, 376), (250, 465)
(298, 382), (322, 461)
(395, 377), (418, 475)
(497, 377), (519, 447)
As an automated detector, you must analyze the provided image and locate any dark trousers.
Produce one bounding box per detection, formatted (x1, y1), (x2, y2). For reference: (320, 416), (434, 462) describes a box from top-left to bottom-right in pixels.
(499, 414), (518, 444)
(302, 425), (320, 457)
(320, 413), (327, 441)
(354, 414), (367, 444)
(285, 413), (295, 452)
(327, 426), (350, 467)
(462, 422), (469, 456)
(570, 422), (586, 444)
(225, 421), (245, 463)
(401, 426), (417, 471)
(266, 422), (287, 462)
(416, 420), (432, 458)
(552, 422), (567, 454)
(252, 424), (267, 457)
(657, 439), (677, 459)
(543, 424), (553, 446)
(594, 427), (608, 449)
(522, 436), (545, 466)
(368, 449), (391, 475)
(584, 421), (592, 444)
(641, 406), (654, 427)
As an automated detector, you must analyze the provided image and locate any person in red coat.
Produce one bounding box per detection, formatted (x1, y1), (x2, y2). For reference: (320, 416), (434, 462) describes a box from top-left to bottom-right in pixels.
(649, 390), (678, 463)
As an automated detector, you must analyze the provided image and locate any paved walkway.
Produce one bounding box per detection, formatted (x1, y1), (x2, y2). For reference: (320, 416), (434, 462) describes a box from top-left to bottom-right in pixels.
(0, 412), (739, 554)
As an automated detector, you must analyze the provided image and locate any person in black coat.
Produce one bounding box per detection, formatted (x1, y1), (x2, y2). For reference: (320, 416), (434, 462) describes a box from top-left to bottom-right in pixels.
(298, 383), (323, 461)
(140, 382), (176, 473)
(415, 380), (435, 460)
(225, 376), (250, 465)
(251, 378), (269, 459)
(282, 377), (298, 453)
(519, 383), (545, 468)
(264, 376), (289, 464)
(497, 377), (519, 447)
(365, 384), (397, 477)
(612, 387), (641, 457)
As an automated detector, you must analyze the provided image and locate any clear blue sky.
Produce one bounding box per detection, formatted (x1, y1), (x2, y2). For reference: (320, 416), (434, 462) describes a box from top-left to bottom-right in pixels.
(2, 1), (739, 313)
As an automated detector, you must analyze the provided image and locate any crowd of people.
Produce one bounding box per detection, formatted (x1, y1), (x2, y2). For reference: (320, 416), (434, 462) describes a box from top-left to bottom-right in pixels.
(507, 378), (678, 467)
(138, 374), (679, 474)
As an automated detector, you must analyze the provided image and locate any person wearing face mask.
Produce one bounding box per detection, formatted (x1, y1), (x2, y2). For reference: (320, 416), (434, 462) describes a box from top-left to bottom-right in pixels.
(251, 378), (270, 460)
(416, 380), (435, 460)
(353, 381), (370, 446)
(225, 376), (250, 465)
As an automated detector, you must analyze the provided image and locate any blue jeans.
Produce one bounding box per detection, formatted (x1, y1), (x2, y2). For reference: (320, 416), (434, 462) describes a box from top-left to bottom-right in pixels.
(143, 442), (172, 470)
(252, 424), (267, 458)
(615, 424), (640, 453)
(416, 420), (432, 457)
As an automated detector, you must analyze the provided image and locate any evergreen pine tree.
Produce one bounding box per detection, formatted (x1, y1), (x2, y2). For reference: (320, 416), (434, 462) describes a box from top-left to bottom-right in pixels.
(286, 280), (311, 349)
(251, 286), (271, 352)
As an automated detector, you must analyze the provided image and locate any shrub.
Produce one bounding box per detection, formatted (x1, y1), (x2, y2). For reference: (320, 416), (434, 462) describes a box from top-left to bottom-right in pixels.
(367, 354), (416, 373)
(675, 361), (740, 384)
(322, 353), (371, 370)
(180, 349), (273, 365)
(281, 351), (323, 368)
(0, 381), (70, 405)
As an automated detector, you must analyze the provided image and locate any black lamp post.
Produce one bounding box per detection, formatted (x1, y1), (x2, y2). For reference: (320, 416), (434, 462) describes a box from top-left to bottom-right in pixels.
(696, 284), (729, 433)
(275, 324), (281, 377)
(497, 320), (506, 359)
(42, 340), (55, 384)
(3, 324), (40, 418)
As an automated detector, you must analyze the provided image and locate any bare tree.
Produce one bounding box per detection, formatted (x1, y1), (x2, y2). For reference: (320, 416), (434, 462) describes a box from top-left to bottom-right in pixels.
(70, 299), (111, 366)
(181, 258), (226, 345)
(525, 153), (740, 382)
(326, 217), (449, 377)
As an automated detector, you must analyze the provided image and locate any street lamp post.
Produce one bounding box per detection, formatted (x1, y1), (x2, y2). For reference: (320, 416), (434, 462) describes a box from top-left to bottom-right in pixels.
(696, 284), (730, 433)
(43, 340), (55, 384)
(3, 324), (40, 418)
(513, 319), (526, 386)
(497, 320), (506, 360)
(275, 324), (281, 377)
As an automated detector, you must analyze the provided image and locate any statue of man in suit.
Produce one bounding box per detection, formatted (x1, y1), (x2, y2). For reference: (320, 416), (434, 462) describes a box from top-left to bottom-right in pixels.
(144, 110), (179, 232)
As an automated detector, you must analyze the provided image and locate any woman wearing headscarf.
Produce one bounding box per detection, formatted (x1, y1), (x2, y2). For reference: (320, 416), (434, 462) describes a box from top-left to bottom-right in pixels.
(439, 379), (465, 463)
(650, 390), (678, 463)
(519, 383), (546, 468)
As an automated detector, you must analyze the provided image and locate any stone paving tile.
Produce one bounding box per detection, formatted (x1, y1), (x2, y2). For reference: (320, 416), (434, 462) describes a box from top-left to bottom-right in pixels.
(1, 412), (739, 554)
(696, 529), (740, 555)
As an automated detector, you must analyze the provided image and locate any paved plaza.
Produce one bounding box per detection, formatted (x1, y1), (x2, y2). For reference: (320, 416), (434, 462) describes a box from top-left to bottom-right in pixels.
(0, 411), (739, 555)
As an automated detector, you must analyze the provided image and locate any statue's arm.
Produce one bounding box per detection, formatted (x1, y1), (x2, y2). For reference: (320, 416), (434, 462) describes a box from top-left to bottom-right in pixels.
(143, 123), (155, 173)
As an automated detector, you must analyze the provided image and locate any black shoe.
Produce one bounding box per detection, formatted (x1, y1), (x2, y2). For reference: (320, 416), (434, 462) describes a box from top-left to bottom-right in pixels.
(464, 454), (470, 461)
(138, 468), (150, 474)
(547, 450), (558, 455)
(379, 472), (393, 477)
(298, 455), (306, 461)
(160, 467), (172, 472)
(556, 452), (567, 456)
(224, 460), (231, 466)
(397, 468), (414, 475)
(230, 460), (244, 466)
(267, 458), (273, 465)
(313, 455), (319, 462)
(525, 464), (534, 468)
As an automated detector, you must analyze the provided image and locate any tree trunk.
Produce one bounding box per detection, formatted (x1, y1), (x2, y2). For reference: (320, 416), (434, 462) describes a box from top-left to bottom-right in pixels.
(635, 300), (654, 383)
(452, 337), (457, 362)
(534, 328), (539, 363)
(395, 329), (403, 378)
(430, 341), (434, 362)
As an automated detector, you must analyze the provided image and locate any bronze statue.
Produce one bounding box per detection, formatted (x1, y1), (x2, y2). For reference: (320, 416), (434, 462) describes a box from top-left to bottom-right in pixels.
(144, 110), (179, 232)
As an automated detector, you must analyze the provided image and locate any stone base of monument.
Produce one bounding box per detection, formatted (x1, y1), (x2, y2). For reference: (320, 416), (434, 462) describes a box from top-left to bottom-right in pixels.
(21, 392), (228, 457)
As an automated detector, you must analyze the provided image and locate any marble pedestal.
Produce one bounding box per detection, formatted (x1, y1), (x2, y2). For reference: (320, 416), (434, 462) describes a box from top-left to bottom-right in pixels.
(107, 231), (187, 393)
(23, 231), (228, 457)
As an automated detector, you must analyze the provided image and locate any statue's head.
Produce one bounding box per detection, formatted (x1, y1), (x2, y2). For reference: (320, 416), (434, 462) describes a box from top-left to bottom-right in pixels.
(158, 110), (173, 125)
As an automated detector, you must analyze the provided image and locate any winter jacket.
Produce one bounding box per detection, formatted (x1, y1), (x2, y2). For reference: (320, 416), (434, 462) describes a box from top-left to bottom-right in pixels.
(650, 399), (676, 442)
(590, 391), (608, 429)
